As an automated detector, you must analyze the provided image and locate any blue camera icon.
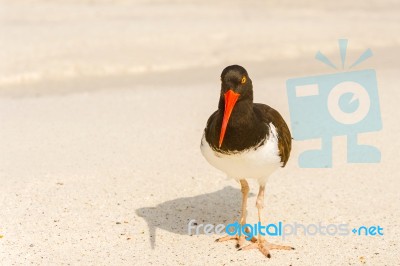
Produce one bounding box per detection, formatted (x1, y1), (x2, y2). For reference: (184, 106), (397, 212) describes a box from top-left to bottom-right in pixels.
(286, 42), (382, 168)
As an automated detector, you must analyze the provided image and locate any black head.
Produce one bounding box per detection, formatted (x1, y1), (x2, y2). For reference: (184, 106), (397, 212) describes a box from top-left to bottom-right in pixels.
(217, 65), (254, 147)
(220, 65), (253, 103)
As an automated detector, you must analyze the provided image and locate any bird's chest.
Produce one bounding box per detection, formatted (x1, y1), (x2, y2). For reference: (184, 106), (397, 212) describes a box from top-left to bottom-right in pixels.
(207, 114), (267, 152)
(201, 123), (282, 182)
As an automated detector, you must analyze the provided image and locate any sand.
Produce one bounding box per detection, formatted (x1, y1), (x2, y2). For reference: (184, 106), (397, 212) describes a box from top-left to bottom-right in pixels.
(1, 1), (399, 265)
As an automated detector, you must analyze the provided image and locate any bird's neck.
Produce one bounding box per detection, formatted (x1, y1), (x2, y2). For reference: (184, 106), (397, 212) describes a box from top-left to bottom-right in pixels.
(218, 98), (255, 128)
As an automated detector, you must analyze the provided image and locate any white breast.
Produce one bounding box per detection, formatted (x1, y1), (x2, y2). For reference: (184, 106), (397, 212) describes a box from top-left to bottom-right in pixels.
(200, 123), (282, 185)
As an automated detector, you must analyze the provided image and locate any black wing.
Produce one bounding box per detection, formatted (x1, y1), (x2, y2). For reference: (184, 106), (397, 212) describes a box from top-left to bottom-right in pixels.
(253, 103), (292, 167)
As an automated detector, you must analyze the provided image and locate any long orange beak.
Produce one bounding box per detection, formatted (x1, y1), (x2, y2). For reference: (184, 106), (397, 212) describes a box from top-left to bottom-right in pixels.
(219, 89), (240, 148)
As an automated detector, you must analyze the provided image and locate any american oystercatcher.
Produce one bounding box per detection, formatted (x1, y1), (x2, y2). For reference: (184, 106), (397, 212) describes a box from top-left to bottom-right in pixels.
(200, 65), (294, 258)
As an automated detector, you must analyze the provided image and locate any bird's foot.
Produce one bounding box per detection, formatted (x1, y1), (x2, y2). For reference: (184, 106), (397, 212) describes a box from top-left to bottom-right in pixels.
(238, 237), (294, 258)
(215, 234), (248, 249)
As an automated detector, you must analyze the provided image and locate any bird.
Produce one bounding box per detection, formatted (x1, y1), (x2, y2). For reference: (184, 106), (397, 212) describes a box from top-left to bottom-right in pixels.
(200, 65), (294, 258)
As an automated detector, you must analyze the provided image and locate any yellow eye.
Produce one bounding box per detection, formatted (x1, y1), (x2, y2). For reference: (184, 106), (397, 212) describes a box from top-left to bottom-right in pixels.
(241, 76), (246, 84)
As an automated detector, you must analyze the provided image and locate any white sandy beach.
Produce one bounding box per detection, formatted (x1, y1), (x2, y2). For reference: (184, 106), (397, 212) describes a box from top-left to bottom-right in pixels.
(1, 1), (400, 265)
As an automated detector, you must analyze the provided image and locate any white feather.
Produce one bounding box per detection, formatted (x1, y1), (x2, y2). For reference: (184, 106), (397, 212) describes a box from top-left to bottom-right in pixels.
(201, 122), (282, 185)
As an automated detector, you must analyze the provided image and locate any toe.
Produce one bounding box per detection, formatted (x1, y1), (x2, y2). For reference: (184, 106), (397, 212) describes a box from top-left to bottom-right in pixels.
(268, 243), (293, 250)
(215, 235), (237, 242)
(236, 235), (246, 248)
(259, 243), (271, 258)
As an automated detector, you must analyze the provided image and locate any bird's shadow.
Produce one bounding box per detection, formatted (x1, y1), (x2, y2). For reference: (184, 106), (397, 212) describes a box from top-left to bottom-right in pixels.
(136, 186), (255, 248)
